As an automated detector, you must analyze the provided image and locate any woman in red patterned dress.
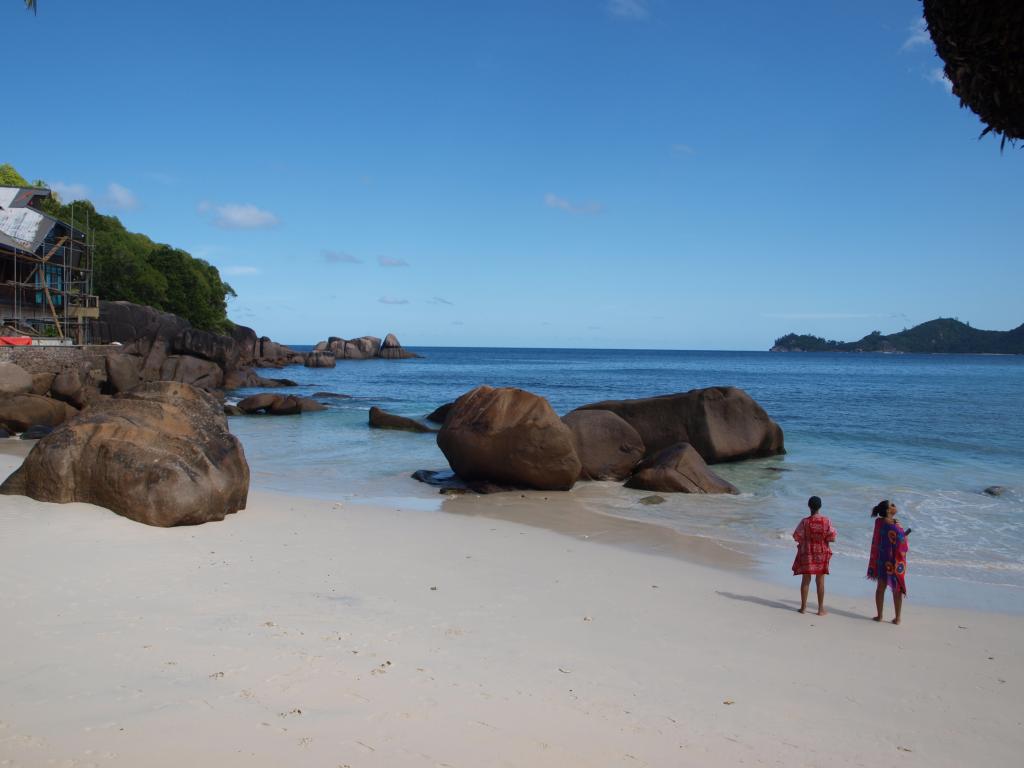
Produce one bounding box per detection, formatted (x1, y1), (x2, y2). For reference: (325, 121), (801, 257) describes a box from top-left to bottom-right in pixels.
(792, 496), (837, 615)
(867, 499), (910, 625)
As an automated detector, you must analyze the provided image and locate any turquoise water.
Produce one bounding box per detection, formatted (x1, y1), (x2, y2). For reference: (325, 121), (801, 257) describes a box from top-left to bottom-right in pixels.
(228, 348), (1024, 609)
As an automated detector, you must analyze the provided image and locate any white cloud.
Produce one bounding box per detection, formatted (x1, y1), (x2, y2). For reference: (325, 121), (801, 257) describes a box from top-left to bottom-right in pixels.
(545, 193), (604, 215)
(608, 0), (648, 20)
(106, 182), (139, 211)
(378, 255), (410, 267)
(927, 66), (953, 93)
(379, 296), (409, 305)
(221, 265), (261, 276)
(50, 181), (90, 201)
(204, 202), (280, 229)
(323, 249), (362, 264)
(901, 17), (931, 51)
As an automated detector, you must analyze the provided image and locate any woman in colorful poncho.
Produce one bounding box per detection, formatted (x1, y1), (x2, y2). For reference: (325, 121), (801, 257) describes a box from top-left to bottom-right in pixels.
(792, 495), (837, 615)
(868, 499), (910, 625)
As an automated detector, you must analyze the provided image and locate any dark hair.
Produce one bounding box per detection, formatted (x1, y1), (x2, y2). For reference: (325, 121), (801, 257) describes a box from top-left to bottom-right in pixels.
(871, 500), (892, 518)
(807, 496), (822, 513)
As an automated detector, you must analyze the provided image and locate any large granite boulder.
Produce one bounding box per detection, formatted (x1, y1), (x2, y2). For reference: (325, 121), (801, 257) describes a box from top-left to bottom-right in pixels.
(229, 324), (259, 368)
(562, 409), (645, 481)
(369, 406), (436, 433)
(0, 394), (78, 433)
(326, 336), (380, 359)
(89, 300), (191, 350)
(576, 387), (784, 463)
(0, 382), (249, 527)
(437, 386), (581, 491)
(0, 362), (33, 397)
(236, 393), (324, 415)
(50, 369), (89, 408)
(173, 327), (240, 371)
(30, 372), (56, 396)
(426, 402), (454, 424)
(624, 443), (739, 494)
(105, 352), (141, 394)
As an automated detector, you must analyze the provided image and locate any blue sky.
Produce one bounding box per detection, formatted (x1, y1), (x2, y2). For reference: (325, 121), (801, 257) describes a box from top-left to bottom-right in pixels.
(3, 0), (1020, 349)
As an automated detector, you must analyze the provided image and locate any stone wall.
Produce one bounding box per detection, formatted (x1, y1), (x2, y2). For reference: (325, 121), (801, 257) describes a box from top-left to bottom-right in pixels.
(0, 346), (111, 375)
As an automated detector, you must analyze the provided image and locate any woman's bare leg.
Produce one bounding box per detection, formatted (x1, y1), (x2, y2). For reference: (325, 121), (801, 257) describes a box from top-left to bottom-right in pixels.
(892, 591), (903, 625)
(799, 575), (811, 613)
(815, 574), (827, 615)
(873, 580), (886, 621)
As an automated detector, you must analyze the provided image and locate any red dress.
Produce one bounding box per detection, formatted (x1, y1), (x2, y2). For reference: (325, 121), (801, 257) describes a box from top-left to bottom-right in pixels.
(792, 514), (837, 575)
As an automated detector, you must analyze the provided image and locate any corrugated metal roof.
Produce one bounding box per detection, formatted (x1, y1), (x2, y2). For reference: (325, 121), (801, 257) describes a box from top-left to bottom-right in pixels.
(0, 186), (58, 252)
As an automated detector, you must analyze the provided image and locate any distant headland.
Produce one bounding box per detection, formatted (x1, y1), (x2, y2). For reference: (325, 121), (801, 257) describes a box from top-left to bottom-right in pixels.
(771, 318), (1024, 354)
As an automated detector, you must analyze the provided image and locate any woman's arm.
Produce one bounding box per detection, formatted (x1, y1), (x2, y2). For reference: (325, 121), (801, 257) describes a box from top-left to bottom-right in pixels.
(793, 519), (804, 542)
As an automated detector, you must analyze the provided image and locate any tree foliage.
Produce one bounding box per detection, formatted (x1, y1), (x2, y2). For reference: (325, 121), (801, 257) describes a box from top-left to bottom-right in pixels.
(3, 164), (236, 332)
(773, 319), (1024, 354)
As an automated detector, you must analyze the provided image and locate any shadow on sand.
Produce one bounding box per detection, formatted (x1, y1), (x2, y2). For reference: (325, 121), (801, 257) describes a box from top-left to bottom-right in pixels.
(716, 591), (871, 621)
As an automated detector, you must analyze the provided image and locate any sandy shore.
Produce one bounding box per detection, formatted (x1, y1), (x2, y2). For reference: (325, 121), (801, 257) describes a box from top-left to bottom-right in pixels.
(1, 453), (1021, 767)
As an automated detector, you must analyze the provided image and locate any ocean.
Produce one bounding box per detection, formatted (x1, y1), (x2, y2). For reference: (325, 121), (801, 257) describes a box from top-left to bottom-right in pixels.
(228, 348), (1024, 612)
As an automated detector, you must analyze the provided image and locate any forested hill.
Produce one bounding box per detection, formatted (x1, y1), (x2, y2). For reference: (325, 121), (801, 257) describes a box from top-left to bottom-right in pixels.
(771, 319), (1024, 354)
(1, 163), (235, 333)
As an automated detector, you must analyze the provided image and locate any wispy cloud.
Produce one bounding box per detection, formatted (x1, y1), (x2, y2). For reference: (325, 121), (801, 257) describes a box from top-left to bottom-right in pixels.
(105, 182), (139, 211)
(544, 193), (604, 215)
(429, 296), (454, 305)
(901, 17), (931, 51)
(379, 296), (409, 305)
(378, 255), (410, 267)
(608, 0), (649, 20)
(927, 66), (953, 93)
(452, 320), (465, 326)
(49, 181), (90, 201)
(221, 265), (261, 276)
(322, 249), (362, 264)
(199, 201), (280, 229)
(671, 143), (695, 156)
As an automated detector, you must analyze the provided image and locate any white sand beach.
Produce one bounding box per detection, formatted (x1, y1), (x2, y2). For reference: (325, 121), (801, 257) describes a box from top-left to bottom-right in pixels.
(1, 451), (1021, 768)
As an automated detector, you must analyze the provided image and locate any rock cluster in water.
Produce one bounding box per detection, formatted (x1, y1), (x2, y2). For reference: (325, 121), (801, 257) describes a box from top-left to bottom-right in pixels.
(416, 384), (785, 496)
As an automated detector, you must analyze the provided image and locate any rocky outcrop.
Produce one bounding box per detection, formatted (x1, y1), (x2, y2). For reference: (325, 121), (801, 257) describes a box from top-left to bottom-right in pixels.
(562, 409), (645, 481)
(576, 387), (784, 463)
(378, 333), (420, 359)
(311, 332), (421, 360)
(0, 362), (33, 396)
(0, 394), (78, 433)
(368, 406), (436, 433)
(305, 350), (337, 368)
(1, 382), (249, 527)
(624, 443), (739, 494)
(437, 386), (581, 491)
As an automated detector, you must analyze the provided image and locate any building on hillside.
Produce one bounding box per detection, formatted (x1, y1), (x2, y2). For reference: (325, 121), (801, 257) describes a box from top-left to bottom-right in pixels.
(0, 186), (99, 343)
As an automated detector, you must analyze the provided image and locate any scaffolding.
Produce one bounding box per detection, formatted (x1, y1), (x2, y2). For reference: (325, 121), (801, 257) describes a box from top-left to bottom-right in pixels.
(0, 189), (99, 344)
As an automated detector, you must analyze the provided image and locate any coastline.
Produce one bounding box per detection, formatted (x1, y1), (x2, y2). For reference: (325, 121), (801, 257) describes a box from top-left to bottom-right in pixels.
(2, 453), (1022, 766)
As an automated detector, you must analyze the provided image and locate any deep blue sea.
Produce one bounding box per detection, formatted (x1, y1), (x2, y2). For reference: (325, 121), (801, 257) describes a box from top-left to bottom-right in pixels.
(228, 348), (1024, 611)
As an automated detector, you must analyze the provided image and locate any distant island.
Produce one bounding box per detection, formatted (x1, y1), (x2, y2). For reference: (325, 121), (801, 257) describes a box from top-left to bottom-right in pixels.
(771, 318), (1024, 354)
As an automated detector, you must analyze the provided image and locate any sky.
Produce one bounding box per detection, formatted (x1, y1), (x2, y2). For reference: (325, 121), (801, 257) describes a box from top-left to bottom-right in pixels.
(3, 0), (1020, 349)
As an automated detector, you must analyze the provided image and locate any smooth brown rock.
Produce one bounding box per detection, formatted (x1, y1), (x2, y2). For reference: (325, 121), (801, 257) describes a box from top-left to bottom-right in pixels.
(30, 372), (56, 397)
(0, 394), (78, 433)
(624, 443), (739, 494)
(296, 397), (328, 413)
(304, 350), (337, 368)
(369, 406), (436, 433)
(425, 402), (454, 424)
(50, 369), (86, 408)
(268, 396), (302, 416)
(0, 362), (33, 397)
(160, 355), (224, 391)
(437, 386), (581, 491)
(237, 393), (280, 414)
(562, 409), (645, 481)
(105, 353), (141, 394)
(0, 382), (249, 527)
(576, 387), (784, 463)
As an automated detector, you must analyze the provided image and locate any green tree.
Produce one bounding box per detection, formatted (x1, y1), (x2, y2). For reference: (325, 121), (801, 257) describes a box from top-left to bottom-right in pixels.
(0, 163), (30, 186)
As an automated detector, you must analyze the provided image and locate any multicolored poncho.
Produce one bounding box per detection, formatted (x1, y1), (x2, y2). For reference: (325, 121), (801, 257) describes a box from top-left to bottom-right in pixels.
(867, 517), (909, 595)
(792, 514), (837, 575)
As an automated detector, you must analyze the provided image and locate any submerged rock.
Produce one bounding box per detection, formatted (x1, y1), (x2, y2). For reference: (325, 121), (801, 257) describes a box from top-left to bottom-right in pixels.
(983, 486), (1008, 497)
(369, 407), (436, 433)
